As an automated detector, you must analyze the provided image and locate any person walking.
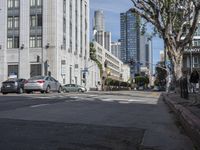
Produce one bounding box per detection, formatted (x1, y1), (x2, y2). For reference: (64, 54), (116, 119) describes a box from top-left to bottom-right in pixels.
(189, 70), (199, 93)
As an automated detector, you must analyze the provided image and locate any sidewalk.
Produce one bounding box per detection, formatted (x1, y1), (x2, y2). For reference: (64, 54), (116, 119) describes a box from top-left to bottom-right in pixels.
(163, 93), (200, 149)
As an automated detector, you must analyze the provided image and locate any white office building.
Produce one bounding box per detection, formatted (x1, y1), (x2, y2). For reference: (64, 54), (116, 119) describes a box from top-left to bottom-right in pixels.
(93, 41), (130, 82)
(0, 0), (90, 87)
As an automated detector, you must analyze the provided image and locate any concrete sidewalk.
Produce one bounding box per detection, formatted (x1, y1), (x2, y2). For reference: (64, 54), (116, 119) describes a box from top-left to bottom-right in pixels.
(163, 93), (200, 149)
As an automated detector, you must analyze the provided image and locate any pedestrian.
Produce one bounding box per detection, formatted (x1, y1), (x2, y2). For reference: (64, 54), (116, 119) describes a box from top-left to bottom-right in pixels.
(189, 69), (199, 93)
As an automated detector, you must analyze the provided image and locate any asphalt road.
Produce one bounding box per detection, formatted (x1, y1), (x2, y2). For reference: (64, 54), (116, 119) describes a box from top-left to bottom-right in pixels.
(0, 91), (194, 150)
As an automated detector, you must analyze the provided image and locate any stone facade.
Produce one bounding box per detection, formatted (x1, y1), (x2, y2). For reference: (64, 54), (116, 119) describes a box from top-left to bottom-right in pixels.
(0, 0), (91, 88)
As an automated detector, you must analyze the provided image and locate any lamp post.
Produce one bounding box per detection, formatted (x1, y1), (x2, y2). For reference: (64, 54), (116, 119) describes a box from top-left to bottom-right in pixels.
(18, 44), (24, 78)
(42, 43), (49, 76)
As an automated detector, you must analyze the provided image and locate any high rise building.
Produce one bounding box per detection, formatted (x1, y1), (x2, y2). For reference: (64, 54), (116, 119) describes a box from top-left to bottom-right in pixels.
(93, 10), (111, 51)
(0, 0), (89, 86)
(104, 31), (111, 51)
(160, 51), (164, 62)
(94, 10), (104, 31)
(111, 41), (121, 59)
(140, 35), (153, 75)
(120, 10), (140, 77)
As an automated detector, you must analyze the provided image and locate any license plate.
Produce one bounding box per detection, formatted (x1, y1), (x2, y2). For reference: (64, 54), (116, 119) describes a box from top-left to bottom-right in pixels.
(6, 85), (11, 87)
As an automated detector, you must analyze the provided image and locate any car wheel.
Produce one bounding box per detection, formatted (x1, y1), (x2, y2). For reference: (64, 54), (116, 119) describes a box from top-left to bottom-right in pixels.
(45, 86), (50, 93)
(2, 92), (7, 95)
(58, 86), (62, 93)
(63, 89), (68, 93)
(40, 91), (45, 94)
(26, 91), (32, 94)
(78, 89), (83, 93)
(18, 88), (23, 94)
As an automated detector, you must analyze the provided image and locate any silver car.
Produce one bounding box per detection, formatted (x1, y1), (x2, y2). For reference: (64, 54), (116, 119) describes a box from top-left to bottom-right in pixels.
(24, 76), (62, 93)
(62, 84), (87, 93)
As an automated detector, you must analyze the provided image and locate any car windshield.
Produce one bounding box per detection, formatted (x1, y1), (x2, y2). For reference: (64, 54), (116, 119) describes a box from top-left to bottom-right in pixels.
(29, 76), (45, 80)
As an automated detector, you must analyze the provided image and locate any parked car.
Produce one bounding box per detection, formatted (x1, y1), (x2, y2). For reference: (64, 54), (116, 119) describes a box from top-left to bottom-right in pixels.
(62, 84), (87, 93)
(1, 78), (27, 94)
(24, 76), (62, 93)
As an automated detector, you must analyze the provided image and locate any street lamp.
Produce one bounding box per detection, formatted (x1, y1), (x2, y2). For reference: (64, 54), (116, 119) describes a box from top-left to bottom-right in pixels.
(18, 44), (24, 78)
(42, 43), (50, 76)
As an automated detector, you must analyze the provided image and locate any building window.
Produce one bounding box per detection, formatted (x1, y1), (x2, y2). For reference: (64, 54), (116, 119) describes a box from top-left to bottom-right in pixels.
(30, 0), (36, 6)
(14, 37), (19, 48)
(8, 0), (13, 8)
(8, 65), (18, 77)
(30, 0), (42, 7)
(193, 56), (199, 68)
(7, 38), (13, 48)
(7, 37), (19, 48)
(37, 0), (42, 6)
(8, 17), (13, 29)
(30, 36), (42, 48)
(14, 17), (19, 28)
(14, 0), (19, 8)
(30, 64), (41, 77)
(37, 36), (42, 47)
(30, 36), (36, 48)
(30, 15), (36, 27)
(37, 14), (42, 26)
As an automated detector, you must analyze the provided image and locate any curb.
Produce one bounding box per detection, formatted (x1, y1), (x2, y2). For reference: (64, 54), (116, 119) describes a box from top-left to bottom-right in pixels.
(163, 94), (200, 148)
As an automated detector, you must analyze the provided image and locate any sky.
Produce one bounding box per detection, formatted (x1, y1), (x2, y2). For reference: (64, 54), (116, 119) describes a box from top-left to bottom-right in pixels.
(90, 0), (164, 65)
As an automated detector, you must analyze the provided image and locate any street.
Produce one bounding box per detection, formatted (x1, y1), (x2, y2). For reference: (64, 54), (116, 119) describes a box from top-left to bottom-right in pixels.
(0, 91), (194, 150)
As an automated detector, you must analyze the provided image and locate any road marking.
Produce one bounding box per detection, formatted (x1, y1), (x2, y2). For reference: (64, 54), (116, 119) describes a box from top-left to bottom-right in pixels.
(30, 104), (49, 108)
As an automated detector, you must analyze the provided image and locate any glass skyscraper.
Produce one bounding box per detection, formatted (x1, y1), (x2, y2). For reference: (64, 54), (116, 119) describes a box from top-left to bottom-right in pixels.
(120, 10), (140, 77)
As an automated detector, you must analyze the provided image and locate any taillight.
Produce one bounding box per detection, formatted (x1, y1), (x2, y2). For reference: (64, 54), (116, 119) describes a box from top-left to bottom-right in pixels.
(37, 80), (45, 84)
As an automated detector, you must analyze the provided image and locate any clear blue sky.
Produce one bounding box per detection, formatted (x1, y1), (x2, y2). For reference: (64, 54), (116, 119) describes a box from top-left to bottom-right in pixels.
(90, 0), (164, 65)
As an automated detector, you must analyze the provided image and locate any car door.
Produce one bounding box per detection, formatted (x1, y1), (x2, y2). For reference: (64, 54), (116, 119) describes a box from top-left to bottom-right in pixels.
(51, 77), (59, 91)
(49, 77), (56, 91)
(67, 84), (74, 92)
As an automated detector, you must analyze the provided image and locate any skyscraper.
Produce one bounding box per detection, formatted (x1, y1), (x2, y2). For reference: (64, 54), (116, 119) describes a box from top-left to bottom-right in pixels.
(120, 10), (140, 77)
(111, 41), (121, 59)
(94, 10), (105, 31)
(93, 10), (111, 51)
(140, 35), (153, 76)
(104, 31), (111, 51)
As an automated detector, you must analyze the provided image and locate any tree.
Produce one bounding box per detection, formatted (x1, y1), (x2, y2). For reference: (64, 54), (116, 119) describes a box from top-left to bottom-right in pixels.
(130, 0), (200, 80)
(90, 42), (103, 77)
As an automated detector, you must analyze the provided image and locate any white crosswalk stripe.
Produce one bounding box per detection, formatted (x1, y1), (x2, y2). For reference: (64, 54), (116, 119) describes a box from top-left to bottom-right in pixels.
(22, 93), (157, 104)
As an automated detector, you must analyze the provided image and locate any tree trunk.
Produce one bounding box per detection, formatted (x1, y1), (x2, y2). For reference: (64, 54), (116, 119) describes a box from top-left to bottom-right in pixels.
(166, 45), (183, 81)
(173, 56), (183, 81)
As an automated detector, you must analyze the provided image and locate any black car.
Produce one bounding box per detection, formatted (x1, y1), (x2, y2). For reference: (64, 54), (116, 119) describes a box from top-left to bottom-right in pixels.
(1, 78), (27, 95)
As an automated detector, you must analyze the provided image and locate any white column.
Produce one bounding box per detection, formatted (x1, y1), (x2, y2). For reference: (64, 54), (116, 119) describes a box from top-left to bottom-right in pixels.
(19, 0), (30, 79)
(0, 1), (8, 82)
